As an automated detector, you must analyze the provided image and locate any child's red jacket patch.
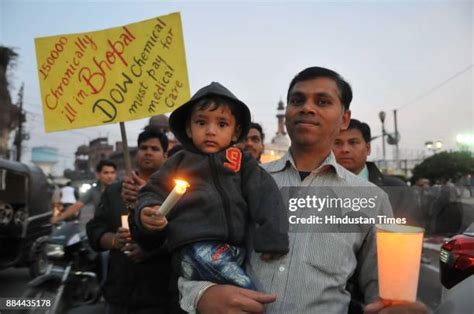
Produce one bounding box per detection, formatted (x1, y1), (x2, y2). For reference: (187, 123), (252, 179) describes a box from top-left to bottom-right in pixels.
(224, 147), (242, 172)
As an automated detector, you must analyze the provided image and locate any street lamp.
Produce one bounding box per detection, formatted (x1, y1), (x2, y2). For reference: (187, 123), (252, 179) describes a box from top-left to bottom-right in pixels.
(425, 140), (443, 154)
(456, 134), (474, 150)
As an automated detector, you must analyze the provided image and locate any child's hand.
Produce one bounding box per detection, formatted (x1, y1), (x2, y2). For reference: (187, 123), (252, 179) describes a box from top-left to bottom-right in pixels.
(260, 253), (286, 262)
(140, 206), (168, 231)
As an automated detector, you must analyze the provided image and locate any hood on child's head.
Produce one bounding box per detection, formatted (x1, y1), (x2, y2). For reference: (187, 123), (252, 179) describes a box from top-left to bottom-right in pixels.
(169, 82), (251, 153)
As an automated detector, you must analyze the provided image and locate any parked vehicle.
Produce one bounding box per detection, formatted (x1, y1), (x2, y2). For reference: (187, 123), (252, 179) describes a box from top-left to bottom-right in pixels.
(436, 222), (474, 313)
(0, 159), (52, 277)
(22, 221), (102, 314)
(439, 222), (474, 289)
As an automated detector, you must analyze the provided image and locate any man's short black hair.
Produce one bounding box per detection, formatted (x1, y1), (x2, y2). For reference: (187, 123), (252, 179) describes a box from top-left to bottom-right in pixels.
(250, 122), (265, 143)
(138, 128), (169, 153)
(96, 159), (117, 173)
(287, 66), (353, 110)
(347, 119), (371, 143)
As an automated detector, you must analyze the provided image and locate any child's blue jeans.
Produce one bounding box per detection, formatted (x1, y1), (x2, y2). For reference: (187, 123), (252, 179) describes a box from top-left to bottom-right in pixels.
(179, 241), (256, 289)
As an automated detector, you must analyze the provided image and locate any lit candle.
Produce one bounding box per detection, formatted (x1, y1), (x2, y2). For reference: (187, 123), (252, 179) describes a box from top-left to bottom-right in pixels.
(121, 215), (129, 230)
(121, 215), (130, 255)
(158, 179), (190, 216)
(376, 224), (424, 303)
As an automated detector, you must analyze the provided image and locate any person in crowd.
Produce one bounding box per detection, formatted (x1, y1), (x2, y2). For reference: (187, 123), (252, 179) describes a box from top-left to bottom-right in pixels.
(87, 129), (183, 314)
(60, 181), (77, 209)
(178, 67), (428, 314)
(413, 177), (434, 230)
(51, 160), (117, 227)
(132, 82), (288, 290)
(333, 118), (421, 225)
(51, 184), (63, 218)
(415, 178), (431, 189)
(236, 122), (265, 161)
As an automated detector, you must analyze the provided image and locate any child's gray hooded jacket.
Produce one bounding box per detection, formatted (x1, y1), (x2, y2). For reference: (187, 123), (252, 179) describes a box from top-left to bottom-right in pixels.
(134, 82), (289, 254)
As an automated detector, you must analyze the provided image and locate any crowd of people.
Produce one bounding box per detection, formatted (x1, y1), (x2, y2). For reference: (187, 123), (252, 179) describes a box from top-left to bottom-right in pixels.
(50, 66), (471, 313)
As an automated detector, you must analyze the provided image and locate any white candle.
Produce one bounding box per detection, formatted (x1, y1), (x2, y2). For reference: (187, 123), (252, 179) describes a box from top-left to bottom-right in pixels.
(158, 179), (190, 216)
(121, 215), (129, 230)
(121, 215), (130, 254)
(376, 224), (424, 303)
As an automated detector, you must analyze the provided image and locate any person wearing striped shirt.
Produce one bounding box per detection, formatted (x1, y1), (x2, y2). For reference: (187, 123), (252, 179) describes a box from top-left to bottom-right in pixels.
(179, 66), (428, 314)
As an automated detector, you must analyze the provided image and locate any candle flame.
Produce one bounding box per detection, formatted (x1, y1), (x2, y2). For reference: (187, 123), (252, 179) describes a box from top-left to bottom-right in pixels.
(174, 179), (190, 194)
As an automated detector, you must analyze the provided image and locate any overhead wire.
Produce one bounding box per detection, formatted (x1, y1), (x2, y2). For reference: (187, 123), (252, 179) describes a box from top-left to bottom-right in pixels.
(396, 64), (473, 111)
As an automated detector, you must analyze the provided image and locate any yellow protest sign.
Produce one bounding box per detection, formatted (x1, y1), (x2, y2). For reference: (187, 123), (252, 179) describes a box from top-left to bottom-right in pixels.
(35, 12), (190, 132)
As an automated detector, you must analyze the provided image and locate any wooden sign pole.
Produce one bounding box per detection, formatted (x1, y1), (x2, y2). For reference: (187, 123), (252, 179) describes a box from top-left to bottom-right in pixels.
(119, 122), (133, 178)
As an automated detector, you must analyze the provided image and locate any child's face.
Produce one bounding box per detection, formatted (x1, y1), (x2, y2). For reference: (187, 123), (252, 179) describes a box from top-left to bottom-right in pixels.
(186, 104), (241, 154)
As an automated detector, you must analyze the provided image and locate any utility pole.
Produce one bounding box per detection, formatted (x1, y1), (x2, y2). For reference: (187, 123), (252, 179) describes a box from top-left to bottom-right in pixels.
(14, 84), (26, 162)
(393, 109), (399, 171)
(378, 111), (386, 162)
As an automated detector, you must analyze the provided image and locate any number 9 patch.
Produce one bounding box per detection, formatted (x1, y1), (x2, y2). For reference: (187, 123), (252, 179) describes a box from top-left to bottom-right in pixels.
(224, 147), (242, 172)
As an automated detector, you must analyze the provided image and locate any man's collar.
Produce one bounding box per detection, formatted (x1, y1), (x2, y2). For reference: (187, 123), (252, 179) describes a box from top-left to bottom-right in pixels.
(263, 150), (295, 173)
(265, 150), (345, 178)
(357, 164), (370, 180)
(321, 152), (346, 178)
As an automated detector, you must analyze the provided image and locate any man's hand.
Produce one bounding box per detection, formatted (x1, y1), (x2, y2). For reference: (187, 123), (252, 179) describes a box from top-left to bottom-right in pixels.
(123, 242), (146, 263)
(50, 216), (60, 224)
(140, 206), (168, 231)
(197, 284), (277, 314)
(364, 300), (429, 314)
(115, 227), (131, 249)
(121, 172), (146, 204)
